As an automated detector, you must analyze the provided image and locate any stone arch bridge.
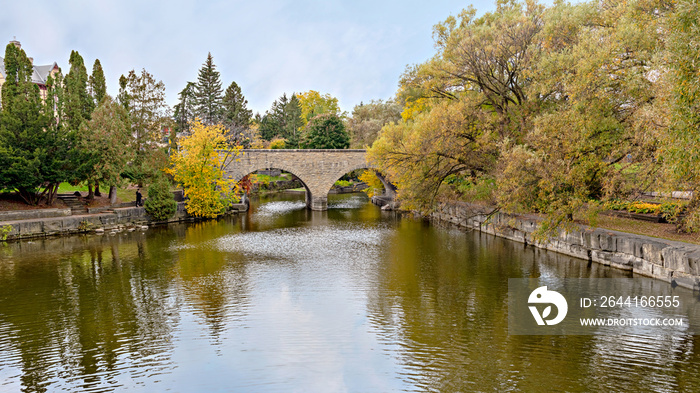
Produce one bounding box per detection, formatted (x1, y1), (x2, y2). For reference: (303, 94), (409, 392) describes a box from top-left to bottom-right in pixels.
(224, 149), (393, 210)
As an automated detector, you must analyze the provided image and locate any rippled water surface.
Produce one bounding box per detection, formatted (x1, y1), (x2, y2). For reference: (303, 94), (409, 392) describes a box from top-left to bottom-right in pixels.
(2, 193), (700, 392)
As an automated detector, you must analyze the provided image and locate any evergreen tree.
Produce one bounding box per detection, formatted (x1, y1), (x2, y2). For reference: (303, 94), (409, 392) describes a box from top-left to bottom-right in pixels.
(222, 81), (252, 130)
(258, 112), (280, 141)
(89, 59), (106, 105)
(222, 81), (254, 146)
(64, 50), (94, 134)
(121, 68), (170, 185)
(65, 51), (97, 198)
(282, 94), (302, 148)
(41, 71), (73, 206)
(194, 53), (223, 125)
(173, 82), (196, 136)
(117, 74), (129, 110)
(257, 93), (303, 145)
(0, 43), (50, 204)
(301, 114), (349, 149)
(144, 175), (177, 221)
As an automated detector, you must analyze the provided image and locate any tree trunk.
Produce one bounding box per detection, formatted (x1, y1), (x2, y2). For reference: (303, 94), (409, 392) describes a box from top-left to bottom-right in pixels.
(109, 186), (117, 205)
(45, 183), (58, 206)
(95, 181), (101, 197)
(87, 183), (94, 201)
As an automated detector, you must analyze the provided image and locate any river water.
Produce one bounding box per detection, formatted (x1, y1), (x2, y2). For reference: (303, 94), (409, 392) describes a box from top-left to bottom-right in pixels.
(1, 193), (699, 392)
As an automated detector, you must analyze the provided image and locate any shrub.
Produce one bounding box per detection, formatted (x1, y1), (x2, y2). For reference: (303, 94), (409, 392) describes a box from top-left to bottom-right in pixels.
(0, 225), (12, 241)
(334, 180), (352, 187)
(270, 138), (286, 149)
(145, 176), (177, 221)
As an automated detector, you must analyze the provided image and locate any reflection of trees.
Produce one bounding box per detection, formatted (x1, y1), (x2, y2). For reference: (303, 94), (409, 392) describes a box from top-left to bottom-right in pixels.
(365, 220), (700, 391)
(0, 231), (180, 392)
(174, 219), (251, 343)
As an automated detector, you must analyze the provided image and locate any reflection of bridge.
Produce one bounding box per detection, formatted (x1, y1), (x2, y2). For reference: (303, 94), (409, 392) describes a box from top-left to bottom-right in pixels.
(224, 149), (393, 211)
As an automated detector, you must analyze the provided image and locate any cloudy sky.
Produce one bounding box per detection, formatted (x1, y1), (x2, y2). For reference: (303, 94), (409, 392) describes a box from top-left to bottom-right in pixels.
(2, 0), (500, 115)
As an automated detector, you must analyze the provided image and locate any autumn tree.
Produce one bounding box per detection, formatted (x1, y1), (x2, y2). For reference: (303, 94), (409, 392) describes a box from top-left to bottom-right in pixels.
(168, 120), (242, 218)
(495, 0), (667, 230)
(296, 90), (342, 126)
(369, 99), (498, 211)
(195, 53), (223, 125)
(368, 1), (541, 211)
(661, 0), (700, 230)
(347, 99), (401, 148)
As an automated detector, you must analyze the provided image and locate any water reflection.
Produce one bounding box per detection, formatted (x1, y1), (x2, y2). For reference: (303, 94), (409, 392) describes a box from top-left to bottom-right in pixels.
(0, 193), (699, 392)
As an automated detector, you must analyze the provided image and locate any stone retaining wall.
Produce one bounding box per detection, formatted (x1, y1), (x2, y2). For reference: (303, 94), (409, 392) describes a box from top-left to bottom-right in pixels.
(430, 201), (700, 290)
(2, 202), (219, 240)
(0, 208), (72, 221)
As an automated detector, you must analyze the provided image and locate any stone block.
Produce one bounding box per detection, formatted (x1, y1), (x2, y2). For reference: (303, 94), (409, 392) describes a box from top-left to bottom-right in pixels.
(598, 232), (616, 252)
(18, 220), (43, 237)
(42, 218), (63, 234)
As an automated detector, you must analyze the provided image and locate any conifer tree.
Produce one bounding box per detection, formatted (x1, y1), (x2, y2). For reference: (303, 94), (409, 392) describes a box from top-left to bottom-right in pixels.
(89, 59), (107, 105)
(173, 82), (196, 136)
(0, 43), (50, 204)
(64, 50), (93, 134)
(222, 81), (254, 146)
(222, 81), (252, 130)
(282, 94), (302, 148)
(194, 53), (223, 125)
(41, 72), (73, 206)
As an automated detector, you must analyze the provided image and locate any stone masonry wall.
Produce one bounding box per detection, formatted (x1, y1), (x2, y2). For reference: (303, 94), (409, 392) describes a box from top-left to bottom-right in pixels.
(225, 149), (370, 210)
(1, 202), (244, 240)
(430, 201), (700, 290)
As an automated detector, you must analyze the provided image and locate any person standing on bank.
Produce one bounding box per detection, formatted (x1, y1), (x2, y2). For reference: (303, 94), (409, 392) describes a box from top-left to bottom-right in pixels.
(135, 189), (142, 207)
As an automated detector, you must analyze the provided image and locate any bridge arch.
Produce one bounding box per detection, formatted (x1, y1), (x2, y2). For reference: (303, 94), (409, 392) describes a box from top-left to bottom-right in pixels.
(224, 149), (382, 210)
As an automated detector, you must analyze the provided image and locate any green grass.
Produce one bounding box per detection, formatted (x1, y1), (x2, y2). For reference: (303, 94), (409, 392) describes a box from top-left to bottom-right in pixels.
(57, 182), (137, 202)
(254, 173), (292, 182)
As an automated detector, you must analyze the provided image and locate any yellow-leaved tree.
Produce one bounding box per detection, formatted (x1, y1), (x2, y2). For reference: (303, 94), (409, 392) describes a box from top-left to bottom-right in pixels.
(168, 120), (243, 218)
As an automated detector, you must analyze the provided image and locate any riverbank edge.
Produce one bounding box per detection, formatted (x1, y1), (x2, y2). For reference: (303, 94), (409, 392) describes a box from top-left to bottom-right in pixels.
(429, 200), (700, 291)
(1, 201), (248, 241)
